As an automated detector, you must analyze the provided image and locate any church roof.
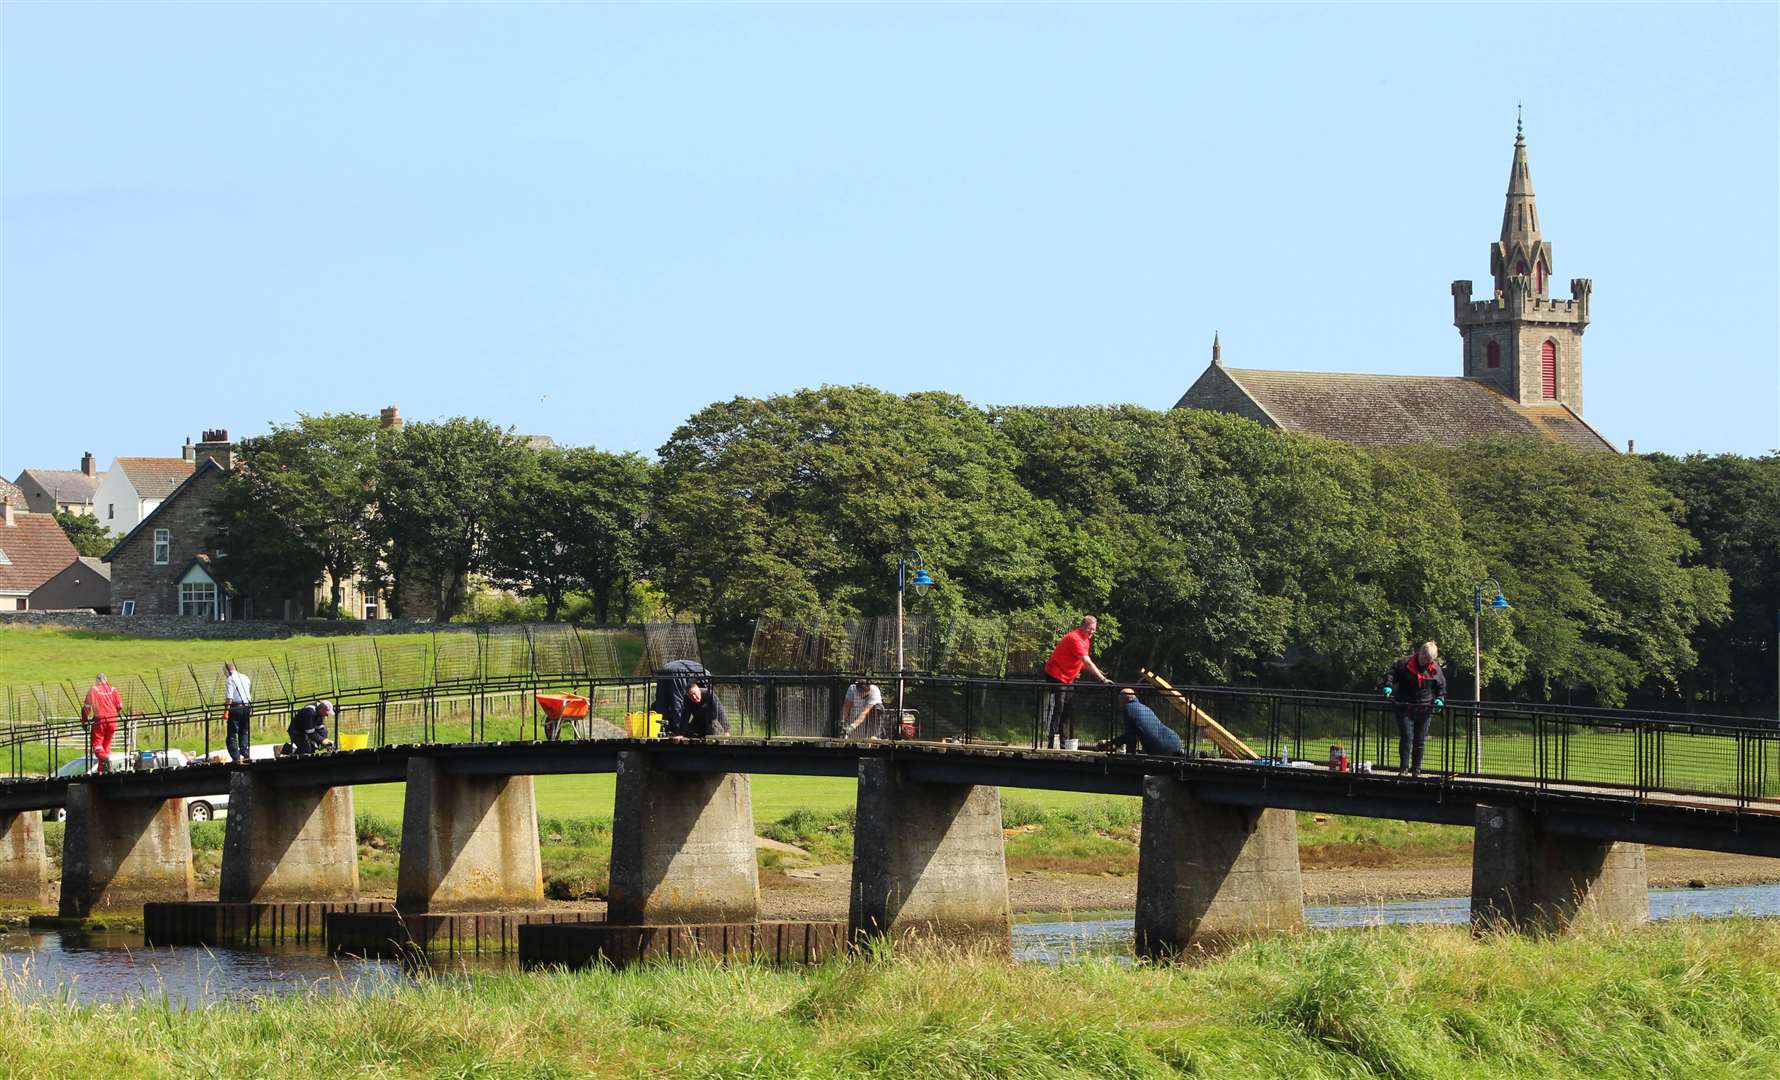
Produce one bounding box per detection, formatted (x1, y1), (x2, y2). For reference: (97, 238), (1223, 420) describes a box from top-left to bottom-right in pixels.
(1178, 366), (1615, 451)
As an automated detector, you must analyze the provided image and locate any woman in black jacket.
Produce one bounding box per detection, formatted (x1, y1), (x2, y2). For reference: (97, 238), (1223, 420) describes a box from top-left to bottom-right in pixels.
(1383, 642), (1446, 776)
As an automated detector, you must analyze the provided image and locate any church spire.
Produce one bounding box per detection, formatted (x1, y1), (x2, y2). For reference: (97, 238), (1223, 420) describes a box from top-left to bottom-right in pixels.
(1491, 115), (1551, 298)
(1211, 332), (1221, 366)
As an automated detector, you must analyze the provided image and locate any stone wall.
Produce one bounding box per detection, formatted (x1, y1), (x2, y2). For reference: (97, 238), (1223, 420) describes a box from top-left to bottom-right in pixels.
(0, 610), (441, 639)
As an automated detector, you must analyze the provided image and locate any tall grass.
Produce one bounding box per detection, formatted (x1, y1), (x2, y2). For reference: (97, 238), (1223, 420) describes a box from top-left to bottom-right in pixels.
(0, 922), (1773, 1077)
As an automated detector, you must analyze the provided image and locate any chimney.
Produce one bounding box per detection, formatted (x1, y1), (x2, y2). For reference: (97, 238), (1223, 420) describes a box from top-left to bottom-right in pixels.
(182, 437), (196, 462)
(2, 502), (13, 528)
(196, 428), (233, 471)
(1627, 439), (1636, 454)
(379, 405), (404, 432)
(80, 452), (97, 477)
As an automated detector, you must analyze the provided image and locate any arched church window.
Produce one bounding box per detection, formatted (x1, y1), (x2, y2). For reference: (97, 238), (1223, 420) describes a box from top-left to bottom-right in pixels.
(1516, 259), (1529, 276)
(1541, 340), (1557, 399)
(1486, 341), (1500, 369)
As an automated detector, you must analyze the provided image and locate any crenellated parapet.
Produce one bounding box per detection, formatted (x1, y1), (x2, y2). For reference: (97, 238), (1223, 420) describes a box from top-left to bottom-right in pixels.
(1454, 275), (1590, 329)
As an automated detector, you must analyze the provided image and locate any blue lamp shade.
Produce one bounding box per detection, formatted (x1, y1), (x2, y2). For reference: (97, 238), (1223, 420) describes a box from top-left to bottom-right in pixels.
(1490, 593), (1511, 610)
(909, 568), (936, 589)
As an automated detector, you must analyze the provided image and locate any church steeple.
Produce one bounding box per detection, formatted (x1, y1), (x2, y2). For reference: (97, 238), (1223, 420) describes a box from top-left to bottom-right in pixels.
(1490, 114), (1553, 299)
(1451, 115), (1593, 413)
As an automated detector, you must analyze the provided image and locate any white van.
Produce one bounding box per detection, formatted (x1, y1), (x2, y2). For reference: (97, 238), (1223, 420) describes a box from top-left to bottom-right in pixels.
(51, 750), (228, 821)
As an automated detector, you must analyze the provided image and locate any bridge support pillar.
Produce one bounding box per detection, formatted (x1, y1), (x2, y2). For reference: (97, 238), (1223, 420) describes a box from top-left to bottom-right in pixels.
(1471, 805), (1648, 933)
(58, 786), (193, 917)
(609, 750), (759, 924)
(848, 759), (1010, 952)
(396, 758), (542, 914)
(0, 811), (49, 904)
(1135, 776), (1303, 958)
(220, 774), (359, 903)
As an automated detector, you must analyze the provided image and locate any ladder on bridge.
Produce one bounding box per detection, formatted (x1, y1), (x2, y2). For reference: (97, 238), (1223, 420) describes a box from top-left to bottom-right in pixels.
(1137, 669), (1258, 761)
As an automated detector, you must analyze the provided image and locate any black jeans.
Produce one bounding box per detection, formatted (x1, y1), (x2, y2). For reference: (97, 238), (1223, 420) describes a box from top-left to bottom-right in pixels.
(1395, 706), (1433, 772)
(226, 704), (252, 762)
(1043, 675), (1074, 742)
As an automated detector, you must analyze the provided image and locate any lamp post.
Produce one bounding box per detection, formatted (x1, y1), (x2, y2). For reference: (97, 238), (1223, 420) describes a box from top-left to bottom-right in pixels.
(894, 551), (935, 728)
(1471, 577), (1510, 770)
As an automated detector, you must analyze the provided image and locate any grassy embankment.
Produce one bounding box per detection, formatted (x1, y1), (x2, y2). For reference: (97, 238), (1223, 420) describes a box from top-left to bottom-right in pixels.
(1, 922), (1776, 1078)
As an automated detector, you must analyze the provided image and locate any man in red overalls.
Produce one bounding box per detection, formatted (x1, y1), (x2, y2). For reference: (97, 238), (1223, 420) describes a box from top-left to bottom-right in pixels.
(81, 674), (123, 774)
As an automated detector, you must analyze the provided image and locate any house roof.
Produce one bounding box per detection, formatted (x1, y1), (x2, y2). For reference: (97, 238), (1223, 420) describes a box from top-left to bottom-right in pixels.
(74, 556), (112, 580)
(0, 511), (80, 594)
(103, 458), (222, 562)
(17, 468), (101, 503)
(1182, 367), (1615, 451)
(115, 457), (196, 499)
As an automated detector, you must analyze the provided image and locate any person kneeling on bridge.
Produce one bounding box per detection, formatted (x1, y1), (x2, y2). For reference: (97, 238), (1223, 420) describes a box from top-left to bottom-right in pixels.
(1382, 642), (1446, 777)
(653, 660), (730, 739)
(1099, 687), (1184, 756)
(285, 700), (335, 756)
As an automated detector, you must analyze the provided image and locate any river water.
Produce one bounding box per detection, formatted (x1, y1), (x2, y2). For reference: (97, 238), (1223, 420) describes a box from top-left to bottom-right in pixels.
(2, 883), (1775, 1005)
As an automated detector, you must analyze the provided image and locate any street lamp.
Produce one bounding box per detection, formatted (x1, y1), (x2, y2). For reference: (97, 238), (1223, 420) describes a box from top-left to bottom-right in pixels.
(1472, 577), (1510, 769)
(894, 551), (935, 729)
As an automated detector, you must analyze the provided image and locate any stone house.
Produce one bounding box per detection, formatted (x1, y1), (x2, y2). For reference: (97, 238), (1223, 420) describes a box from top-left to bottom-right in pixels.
(1175, 123), (1614, 452)
(28, 557), (111, 613)
(104, 429), (391, 621)
(11, 453), (103, 516)
(92, 446), (197, 535)
(0, 502), (80, 611)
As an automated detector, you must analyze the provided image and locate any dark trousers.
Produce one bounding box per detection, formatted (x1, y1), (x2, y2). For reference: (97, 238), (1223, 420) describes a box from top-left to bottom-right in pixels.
(226, 704), (253, 762)
(1395, 706), (1433, 772)
(1043, 675), (1074, 742)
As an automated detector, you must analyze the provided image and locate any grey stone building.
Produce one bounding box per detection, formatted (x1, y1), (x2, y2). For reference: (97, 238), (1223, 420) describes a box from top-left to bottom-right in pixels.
(11, 454), (103, 516)
(1175, 123), (1613, 451)
(104, 432), (243, 618)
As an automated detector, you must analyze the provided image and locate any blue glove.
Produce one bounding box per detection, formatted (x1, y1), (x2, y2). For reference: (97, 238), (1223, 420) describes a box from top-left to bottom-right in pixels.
(1434, 697), (1445, 709)
(1381, 685), (1393, 698)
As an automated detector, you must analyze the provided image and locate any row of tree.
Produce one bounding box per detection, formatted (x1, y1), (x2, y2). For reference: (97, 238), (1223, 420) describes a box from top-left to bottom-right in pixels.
(191, 391), (1775, 708)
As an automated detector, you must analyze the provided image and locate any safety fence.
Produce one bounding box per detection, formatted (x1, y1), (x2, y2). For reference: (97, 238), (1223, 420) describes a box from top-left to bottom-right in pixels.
(5, 658), (1776, 809)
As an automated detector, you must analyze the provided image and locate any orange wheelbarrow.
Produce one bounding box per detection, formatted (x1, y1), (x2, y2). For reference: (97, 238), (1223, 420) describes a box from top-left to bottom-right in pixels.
(536, 693), (589, 741)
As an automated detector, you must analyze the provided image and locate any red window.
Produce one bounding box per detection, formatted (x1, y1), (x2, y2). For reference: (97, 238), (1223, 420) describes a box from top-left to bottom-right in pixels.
(1541, 340), (1557, 398)
(1486, 341), (1500, 369)
(1535, 264), (1544, 294)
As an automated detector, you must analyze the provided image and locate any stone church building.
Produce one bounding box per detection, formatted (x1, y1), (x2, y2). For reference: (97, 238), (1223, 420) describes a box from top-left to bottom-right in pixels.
(1175, 124), (1614, 451)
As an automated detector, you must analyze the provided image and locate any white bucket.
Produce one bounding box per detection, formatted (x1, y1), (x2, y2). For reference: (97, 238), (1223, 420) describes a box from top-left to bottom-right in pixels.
(1064, 738), (1080, 751)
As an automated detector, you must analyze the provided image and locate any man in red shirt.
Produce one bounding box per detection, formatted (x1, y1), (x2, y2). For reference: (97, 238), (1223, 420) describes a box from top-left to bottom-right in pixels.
(1042, 616), (1111, 748)
(81, 674), (124, 774)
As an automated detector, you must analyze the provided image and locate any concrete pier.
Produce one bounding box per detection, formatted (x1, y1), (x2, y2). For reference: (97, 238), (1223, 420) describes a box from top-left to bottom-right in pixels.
(219, 774), (359, 903)
(396, 758), (543, 914)
(848, 759), (1010, 951)
(1135, 776), (1303, 958)
(608, 750), (759, 924)
(1471, 805), (1650, 933)
(58, 785), (194, 917)
(0, 811), (49, 904)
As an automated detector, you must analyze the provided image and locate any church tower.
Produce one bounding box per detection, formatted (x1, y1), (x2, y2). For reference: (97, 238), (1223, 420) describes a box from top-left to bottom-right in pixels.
(1451, 117), (1593, 412)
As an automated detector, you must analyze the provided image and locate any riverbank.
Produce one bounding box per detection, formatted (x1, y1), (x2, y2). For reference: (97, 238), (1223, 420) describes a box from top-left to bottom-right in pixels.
(0, 921), (1774, 1078)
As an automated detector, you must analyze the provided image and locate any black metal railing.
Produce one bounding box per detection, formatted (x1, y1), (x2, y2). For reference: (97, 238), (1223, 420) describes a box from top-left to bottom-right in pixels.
(4, 644), (1775, 808)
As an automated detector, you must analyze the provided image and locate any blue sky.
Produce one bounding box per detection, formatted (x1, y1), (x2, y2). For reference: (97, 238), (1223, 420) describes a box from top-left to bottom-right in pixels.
(3, 3), (1775, 475)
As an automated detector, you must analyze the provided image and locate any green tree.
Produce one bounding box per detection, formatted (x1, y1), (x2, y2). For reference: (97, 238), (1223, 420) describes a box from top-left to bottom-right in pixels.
(650, 386), (1068, 627)
(209, 413), (383, 614)
(53, 510), (117, 558)
(1396, 438), (1730, 706)
(373, 418), (531, 620)
(1644, 452), (1780, 707)
(486, 447), (653, 622)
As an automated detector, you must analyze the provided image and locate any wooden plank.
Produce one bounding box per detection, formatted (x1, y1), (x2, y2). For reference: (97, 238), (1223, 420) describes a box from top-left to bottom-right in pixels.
(1137, 669), (1257, 761)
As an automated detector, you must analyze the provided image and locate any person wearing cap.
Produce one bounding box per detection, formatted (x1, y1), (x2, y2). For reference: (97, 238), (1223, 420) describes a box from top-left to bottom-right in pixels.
(80, 674), (124, 774)
(222, 662), (253, 765)
(287, 700), (335, 756)
(1382, 641), (1447, 776)
(1104, 687), (1184, 756)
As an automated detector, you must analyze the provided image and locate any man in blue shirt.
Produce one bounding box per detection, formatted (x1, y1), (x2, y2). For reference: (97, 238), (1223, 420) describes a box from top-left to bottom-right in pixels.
(1106, 688), (1183, 756)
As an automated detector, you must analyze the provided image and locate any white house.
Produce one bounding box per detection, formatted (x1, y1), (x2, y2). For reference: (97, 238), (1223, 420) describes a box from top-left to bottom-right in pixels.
(92, 445), (197, 536)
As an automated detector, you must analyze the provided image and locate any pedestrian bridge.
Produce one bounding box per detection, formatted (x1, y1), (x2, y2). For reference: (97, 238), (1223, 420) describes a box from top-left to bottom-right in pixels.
(0, 699), (1774, 952)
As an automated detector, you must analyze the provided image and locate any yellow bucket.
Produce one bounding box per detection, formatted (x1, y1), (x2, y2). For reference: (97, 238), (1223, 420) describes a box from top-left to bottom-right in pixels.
(338, 732), (370, 751)
(623, 711), (663, 739)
